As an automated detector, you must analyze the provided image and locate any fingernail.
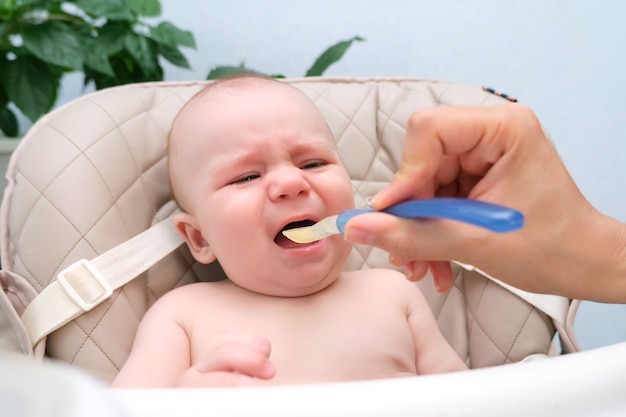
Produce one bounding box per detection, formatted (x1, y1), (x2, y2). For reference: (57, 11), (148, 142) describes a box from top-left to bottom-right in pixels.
(433, 276), (445, 293)
(344, 227), (378, 246)
(405, 267), (414, 281)
(369, 195), (383, 209)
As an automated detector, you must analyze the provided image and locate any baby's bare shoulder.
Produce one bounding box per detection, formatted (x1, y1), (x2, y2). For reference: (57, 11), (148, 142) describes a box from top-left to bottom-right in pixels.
(343, 268), (419, 294)
(345, 268), (409, 284)
(338, 269), (431, 318)
(147, 280), (230, 315)
(161, 280), (220, 298)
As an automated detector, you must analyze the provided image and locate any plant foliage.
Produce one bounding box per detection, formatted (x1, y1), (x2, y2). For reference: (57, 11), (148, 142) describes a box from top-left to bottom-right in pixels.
(207, 36), (364, 80)
(0, 0), (195, 136)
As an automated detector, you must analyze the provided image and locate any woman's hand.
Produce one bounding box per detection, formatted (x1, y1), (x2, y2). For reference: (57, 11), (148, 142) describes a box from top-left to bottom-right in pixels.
(344, 104), (626, 302)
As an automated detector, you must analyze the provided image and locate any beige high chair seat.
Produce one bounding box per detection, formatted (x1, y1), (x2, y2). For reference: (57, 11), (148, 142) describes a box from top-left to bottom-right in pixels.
(0, 77), (579, 384)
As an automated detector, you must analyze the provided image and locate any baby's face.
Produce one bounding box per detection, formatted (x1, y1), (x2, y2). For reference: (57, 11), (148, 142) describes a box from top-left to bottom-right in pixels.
(174, 83), (354, 296)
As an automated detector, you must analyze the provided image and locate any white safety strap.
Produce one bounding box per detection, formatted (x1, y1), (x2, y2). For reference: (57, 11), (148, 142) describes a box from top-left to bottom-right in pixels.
(453, 261), (571, 328)
(18, 214), (572, 350)
(20, 212), (185, 347)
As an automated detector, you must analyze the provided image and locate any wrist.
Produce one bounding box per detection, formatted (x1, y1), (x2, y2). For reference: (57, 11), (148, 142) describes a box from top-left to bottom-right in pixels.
(561, 209), (626, 302)
(599, 213), (626, 302)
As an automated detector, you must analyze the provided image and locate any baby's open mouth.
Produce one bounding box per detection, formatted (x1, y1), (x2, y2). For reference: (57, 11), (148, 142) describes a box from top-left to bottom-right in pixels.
(275, 220), (316, 248)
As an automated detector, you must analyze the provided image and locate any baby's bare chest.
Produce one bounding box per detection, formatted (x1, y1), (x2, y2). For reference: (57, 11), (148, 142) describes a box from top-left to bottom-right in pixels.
(187, 289), (417, 383)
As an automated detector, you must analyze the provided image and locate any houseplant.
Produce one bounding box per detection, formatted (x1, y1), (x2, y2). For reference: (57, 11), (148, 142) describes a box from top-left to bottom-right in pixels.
(0, 0), (195, 137)
(1, 1), (363, 138)
(207, 36), (364, 80)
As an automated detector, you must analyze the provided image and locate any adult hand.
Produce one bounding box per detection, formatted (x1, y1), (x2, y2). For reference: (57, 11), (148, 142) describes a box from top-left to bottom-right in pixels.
(344, 104), (626, 302)
(175, 337), (275, 387)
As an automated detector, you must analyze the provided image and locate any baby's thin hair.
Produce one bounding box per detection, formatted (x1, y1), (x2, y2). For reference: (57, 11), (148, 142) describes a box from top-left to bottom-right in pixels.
(193, 73), (284, 101)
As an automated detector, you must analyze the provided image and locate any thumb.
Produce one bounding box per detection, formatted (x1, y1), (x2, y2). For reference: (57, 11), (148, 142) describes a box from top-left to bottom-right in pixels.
(250, 336), (272, 358)
(343, 212), (449, 260)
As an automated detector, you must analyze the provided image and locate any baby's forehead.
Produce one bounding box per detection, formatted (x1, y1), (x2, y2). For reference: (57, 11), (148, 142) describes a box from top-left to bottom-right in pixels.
(193, 80), (310, 111)
(172, 78), (334, 149)
(185, 83), (327, 130)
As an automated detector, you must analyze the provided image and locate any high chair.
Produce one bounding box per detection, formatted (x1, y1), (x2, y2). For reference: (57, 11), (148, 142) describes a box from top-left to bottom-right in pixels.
(2, 77), (624, 416)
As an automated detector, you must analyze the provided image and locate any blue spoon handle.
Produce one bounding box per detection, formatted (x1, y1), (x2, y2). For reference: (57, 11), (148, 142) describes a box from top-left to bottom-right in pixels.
(336, 198), (524, 234)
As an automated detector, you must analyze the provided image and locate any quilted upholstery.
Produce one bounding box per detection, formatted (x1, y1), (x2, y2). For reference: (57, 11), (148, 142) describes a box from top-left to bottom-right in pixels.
(1, 77), (555, 383)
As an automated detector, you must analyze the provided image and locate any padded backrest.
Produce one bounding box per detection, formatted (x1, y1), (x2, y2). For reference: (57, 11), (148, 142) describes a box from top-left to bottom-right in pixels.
(1, 78), (556, 383)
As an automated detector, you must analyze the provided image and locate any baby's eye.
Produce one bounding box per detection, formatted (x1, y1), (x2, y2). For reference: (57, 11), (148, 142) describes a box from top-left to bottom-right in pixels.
(301, 160), (328, 170)
(230, 174), (260, 185)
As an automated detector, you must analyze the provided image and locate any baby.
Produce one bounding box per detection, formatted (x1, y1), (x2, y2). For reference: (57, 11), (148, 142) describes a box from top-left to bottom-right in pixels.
(112, 76), (467, 387)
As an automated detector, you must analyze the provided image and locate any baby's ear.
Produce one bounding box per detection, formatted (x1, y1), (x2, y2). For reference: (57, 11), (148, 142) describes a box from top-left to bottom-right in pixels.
(173, 212), (216, 264)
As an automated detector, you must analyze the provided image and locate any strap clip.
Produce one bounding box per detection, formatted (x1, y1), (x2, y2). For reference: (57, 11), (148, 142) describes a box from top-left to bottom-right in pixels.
(57, 259), (113, 312)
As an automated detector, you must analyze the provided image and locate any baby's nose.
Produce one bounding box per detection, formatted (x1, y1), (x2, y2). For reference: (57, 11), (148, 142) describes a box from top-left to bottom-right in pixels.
(268, 167), (311, 200)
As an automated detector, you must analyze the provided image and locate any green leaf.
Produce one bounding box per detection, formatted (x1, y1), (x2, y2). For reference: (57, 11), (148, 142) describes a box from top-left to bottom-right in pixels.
(83, 59), (132, 90)
(1, 56), (57, 121)
(206, 63), (261, 80)
(85, 50), (161, 90)
(305, 36), (364, 77)
(0, 106), (18, 137)
(4, 0), (40, 9)
(75, 0), (133, 21)
(83, 50), (115, 77)
(66, 25), (116, 77)
(124, 32), (158, 76)
(98, 22), (131, 55)
(150, 21), (195, 49)
(129, 0), (161, 17)
(21, 21), (84, 70)
(0, 78), (7, 106)
(158, 44), (190, 69)
(81, 36), (115, 76)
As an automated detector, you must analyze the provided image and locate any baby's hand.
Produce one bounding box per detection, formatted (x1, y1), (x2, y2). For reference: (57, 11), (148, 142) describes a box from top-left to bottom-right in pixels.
(175, 336), (275, 387)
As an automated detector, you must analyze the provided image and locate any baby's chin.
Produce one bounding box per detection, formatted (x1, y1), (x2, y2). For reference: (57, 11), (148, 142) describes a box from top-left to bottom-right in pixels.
(232, 272), (340, 298)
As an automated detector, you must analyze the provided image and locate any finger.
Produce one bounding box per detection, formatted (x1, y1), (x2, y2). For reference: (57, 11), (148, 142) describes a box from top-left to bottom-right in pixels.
(250, 336), (272, 357)
(388, 253), (410, 267)
(196, 341), (275, 380)
(205, 372), (266, 387)
(372, 105), (520, 209)
(404, 260), (430, 282)
(176, 370), (267, 387)
(428, 261), (454, 293)
(388, 255), (430, 282)
(344, 212), (460, 261)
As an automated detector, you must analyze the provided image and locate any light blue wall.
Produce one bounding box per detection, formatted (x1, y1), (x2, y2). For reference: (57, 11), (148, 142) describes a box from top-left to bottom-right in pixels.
(60, 0), (626, 350)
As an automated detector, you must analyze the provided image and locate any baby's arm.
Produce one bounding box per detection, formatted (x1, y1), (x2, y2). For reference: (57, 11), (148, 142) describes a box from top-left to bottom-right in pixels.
(111, 290), (196, 387)
(112, 289), (275, 387)
(405, 282), (468, 374)
(174, 336), (275, 387)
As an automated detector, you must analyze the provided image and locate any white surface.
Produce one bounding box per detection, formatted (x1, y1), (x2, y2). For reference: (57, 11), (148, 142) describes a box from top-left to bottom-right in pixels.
(0, 354), (126, 417)
(2, 344), (626, 417)
(112, 342), (626, 417)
